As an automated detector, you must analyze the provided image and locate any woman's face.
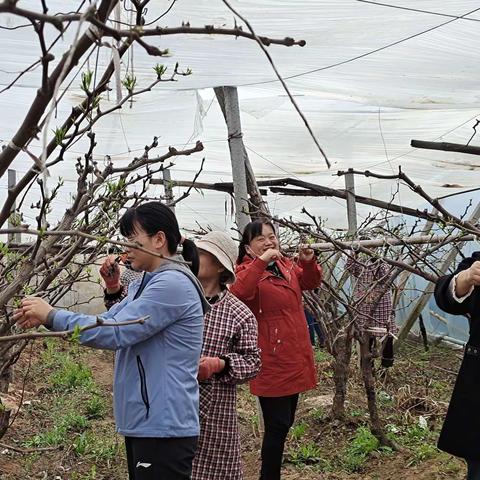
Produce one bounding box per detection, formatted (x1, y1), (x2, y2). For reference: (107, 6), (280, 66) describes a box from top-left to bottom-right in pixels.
(124, 224), (166, 272)
(248, 224), (279, 257)
(198, 249), (224, 285)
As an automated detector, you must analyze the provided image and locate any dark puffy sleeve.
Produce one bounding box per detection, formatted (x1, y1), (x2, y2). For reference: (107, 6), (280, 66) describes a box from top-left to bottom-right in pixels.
(434, 254), (480, 316)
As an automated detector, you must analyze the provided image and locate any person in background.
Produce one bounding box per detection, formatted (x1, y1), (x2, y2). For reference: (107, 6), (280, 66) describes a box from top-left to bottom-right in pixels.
(14, 202), (209, 480)
(345, 252), (396, 368)
(192, 230), (261, 480)
(434, 252), (480, 480)
(230, 219), (322, 480)
(304, 301), (325, 348)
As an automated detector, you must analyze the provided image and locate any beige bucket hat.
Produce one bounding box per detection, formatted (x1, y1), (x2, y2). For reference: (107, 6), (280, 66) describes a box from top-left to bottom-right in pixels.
(196, 231), (238, 284)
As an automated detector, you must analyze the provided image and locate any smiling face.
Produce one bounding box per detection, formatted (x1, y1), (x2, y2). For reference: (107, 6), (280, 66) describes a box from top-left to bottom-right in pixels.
(124, 223), (168, 272)
(247, 223), (279, 257)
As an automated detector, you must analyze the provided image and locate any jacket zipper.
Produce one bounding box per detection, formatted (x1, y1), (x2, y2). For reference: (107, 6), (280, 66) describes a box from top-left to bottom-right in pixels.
(136, 356), (150, 419)
(133, 272), (147, 300)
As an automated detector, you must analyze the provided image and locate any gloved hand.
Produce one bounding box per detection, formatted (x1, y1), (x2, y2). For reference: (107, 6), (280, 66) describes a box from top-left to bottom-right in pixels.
(197, 357), (225, 381)
(99, 256), (121, 291)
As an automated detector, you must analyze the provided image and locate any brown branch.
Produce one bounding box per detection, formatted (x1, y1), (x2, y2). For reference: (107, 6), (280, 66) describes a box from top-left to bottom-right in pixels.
(296, 233), (476, 252)
(0, 3), (85, 31)
(0, 316), (149, 343)
(170, 157), (205, 206)
(337, 168), (480, 235)
(110, 141), (204, 174)
(0, 229), (189, 265)
(0, 0), (118, 179)
(0, 442), (58, 454)
(97, 22), (306, 47)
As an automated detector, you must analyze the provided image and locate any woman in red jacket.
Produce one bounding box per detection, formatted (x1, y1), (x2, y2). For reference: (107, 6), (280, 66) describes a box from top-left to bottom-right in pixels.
(230, 220), (322, 480)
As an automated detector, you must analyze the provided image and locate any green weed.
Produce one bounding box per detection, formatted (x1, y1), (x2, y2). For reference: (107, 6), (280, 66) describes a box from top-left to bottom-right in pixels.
(286, 441), (322, 466)
(85, 395), (106, 419)
(71, 465), (97, 480)
(349, 408), (364, 418)
(310, 407), (325, 421)
(49, 359), (94, 391)
(61, 411), (89, 431)
(402, 423), (430, 445)
(314, 348), (331, 363)
(344, 426), (382, 472)
(290, 421), (308, 440)
(407, 443), (438, 466)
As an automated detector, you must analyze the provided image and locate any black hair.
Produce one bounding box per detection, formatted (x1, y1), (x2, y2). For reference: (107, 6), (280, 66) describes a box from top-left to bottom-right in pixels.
(219, 269), (232, 287)
(119, 201), (199, 275)
(237, 219), (276, 264)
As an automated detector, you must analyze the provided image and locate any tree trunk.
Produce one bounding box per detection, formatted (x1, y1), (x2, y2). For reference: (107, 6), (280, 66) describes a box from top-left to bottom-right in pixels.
(359, 336), (397, 449)
(331, 332), (353, 419)
(0, 405), (10, 440)
(0, 364), (11, 441)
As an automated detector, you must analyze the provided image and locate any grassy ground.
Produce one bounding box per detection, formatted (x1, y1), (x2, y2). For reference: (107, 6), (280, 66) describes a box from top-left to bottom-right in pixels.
(0, 338), (466, 479)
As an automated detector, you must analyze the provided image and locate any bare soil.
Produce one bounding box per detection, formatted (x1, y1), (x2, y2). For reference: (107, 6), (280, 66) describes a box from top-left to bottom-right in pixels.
(0, 339), (467, 479)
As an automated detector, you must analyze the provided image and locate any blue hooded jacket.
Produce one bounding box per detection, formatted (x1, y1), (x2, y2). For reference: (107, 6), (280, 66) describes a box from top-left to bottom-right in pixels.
(51, 261), (208, 438)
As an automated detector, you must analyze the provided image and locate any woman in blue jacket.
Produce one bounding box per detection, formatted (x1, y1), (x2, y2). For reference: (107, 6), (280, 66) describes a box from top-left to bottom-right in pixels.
(13, 201), (209, 480)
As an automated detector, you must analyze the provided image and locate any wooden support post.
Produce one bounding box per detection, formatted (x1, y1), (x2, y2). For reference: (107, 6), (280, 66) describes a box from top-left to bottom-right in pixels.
(411, 139), (480, 156)
(344, 169), (361, 365)
(214, 86), (249, 233)
(214, 86), (268, 227)
(7, 169), (20, 244)
(214, 89), (264, 433)
(345, 169), (357, 236)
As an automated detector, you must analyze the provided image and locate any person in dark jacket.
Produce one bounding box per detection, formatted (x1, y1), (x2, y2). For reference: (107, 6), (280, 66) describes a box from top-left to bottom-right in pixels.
(14, 202), (209, 480)
(434, 251), (480, 480)
(230, 219), (322, 480)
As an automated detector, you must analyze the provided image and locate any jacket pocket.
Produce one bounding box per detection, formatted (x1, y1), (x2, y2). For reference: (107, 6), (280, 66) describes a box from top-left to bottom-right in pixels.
(136, 355), (150, 419)
(267, 320), (283, 354)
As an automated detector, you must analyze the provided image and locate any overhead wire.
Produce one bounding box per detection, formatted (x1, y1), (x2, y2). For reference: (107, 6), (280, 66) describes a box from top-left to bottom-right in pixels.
(356, 0), (480, 22)
(235, 6), (480, 88)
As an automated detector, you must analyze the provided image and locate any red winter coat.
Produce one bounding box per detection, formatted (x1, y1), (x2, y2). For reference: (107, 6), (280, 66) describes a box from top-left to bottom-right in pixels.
(230, 256), (322, 397)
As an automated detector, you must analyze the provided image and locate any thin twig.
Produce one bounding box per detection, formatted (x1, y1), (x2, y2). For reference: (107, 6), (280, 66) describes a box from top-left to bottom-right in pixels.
(0, 316), (149, 343)
(221, 0), (330, 168)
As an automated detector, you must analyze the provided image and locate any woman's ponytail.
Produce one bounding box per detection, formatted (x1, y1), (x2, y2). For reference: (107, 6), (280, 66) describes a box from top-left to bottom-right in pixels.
(181, 238), (200, 276)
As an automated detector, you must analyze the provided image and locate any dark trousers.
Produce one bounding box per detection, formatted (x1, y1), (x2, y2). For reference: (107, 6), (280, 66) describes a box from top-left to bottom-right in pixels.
(467, 460), (480, 480)
(308, 321), (325, 347)
(125, 436), (198, 480)
(305, 310), (325, 347)
(259, 394), (299, 480)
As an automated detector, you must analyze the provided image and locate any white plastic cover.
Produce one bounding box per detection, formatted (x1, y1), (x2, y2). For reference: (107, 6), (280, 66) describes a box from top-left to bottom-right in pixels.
(0, 0), (480, 230)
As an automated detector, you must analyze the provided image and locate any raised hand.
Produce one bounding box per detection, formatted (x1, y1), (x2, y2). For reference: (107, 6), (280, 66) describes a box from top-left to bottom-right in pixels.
(455, 261), (480, 297)
(99, 256), (121, 292)
(465, 261), (480, 286)
(299, 246), (315, 262)
(259, 248), (282, 264)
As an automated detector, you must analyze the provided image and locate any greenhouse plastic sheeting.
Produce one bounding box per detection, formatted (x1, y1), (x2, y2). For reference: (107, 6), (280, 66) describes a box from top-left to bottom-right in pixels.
(1, 1), (480, 229)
